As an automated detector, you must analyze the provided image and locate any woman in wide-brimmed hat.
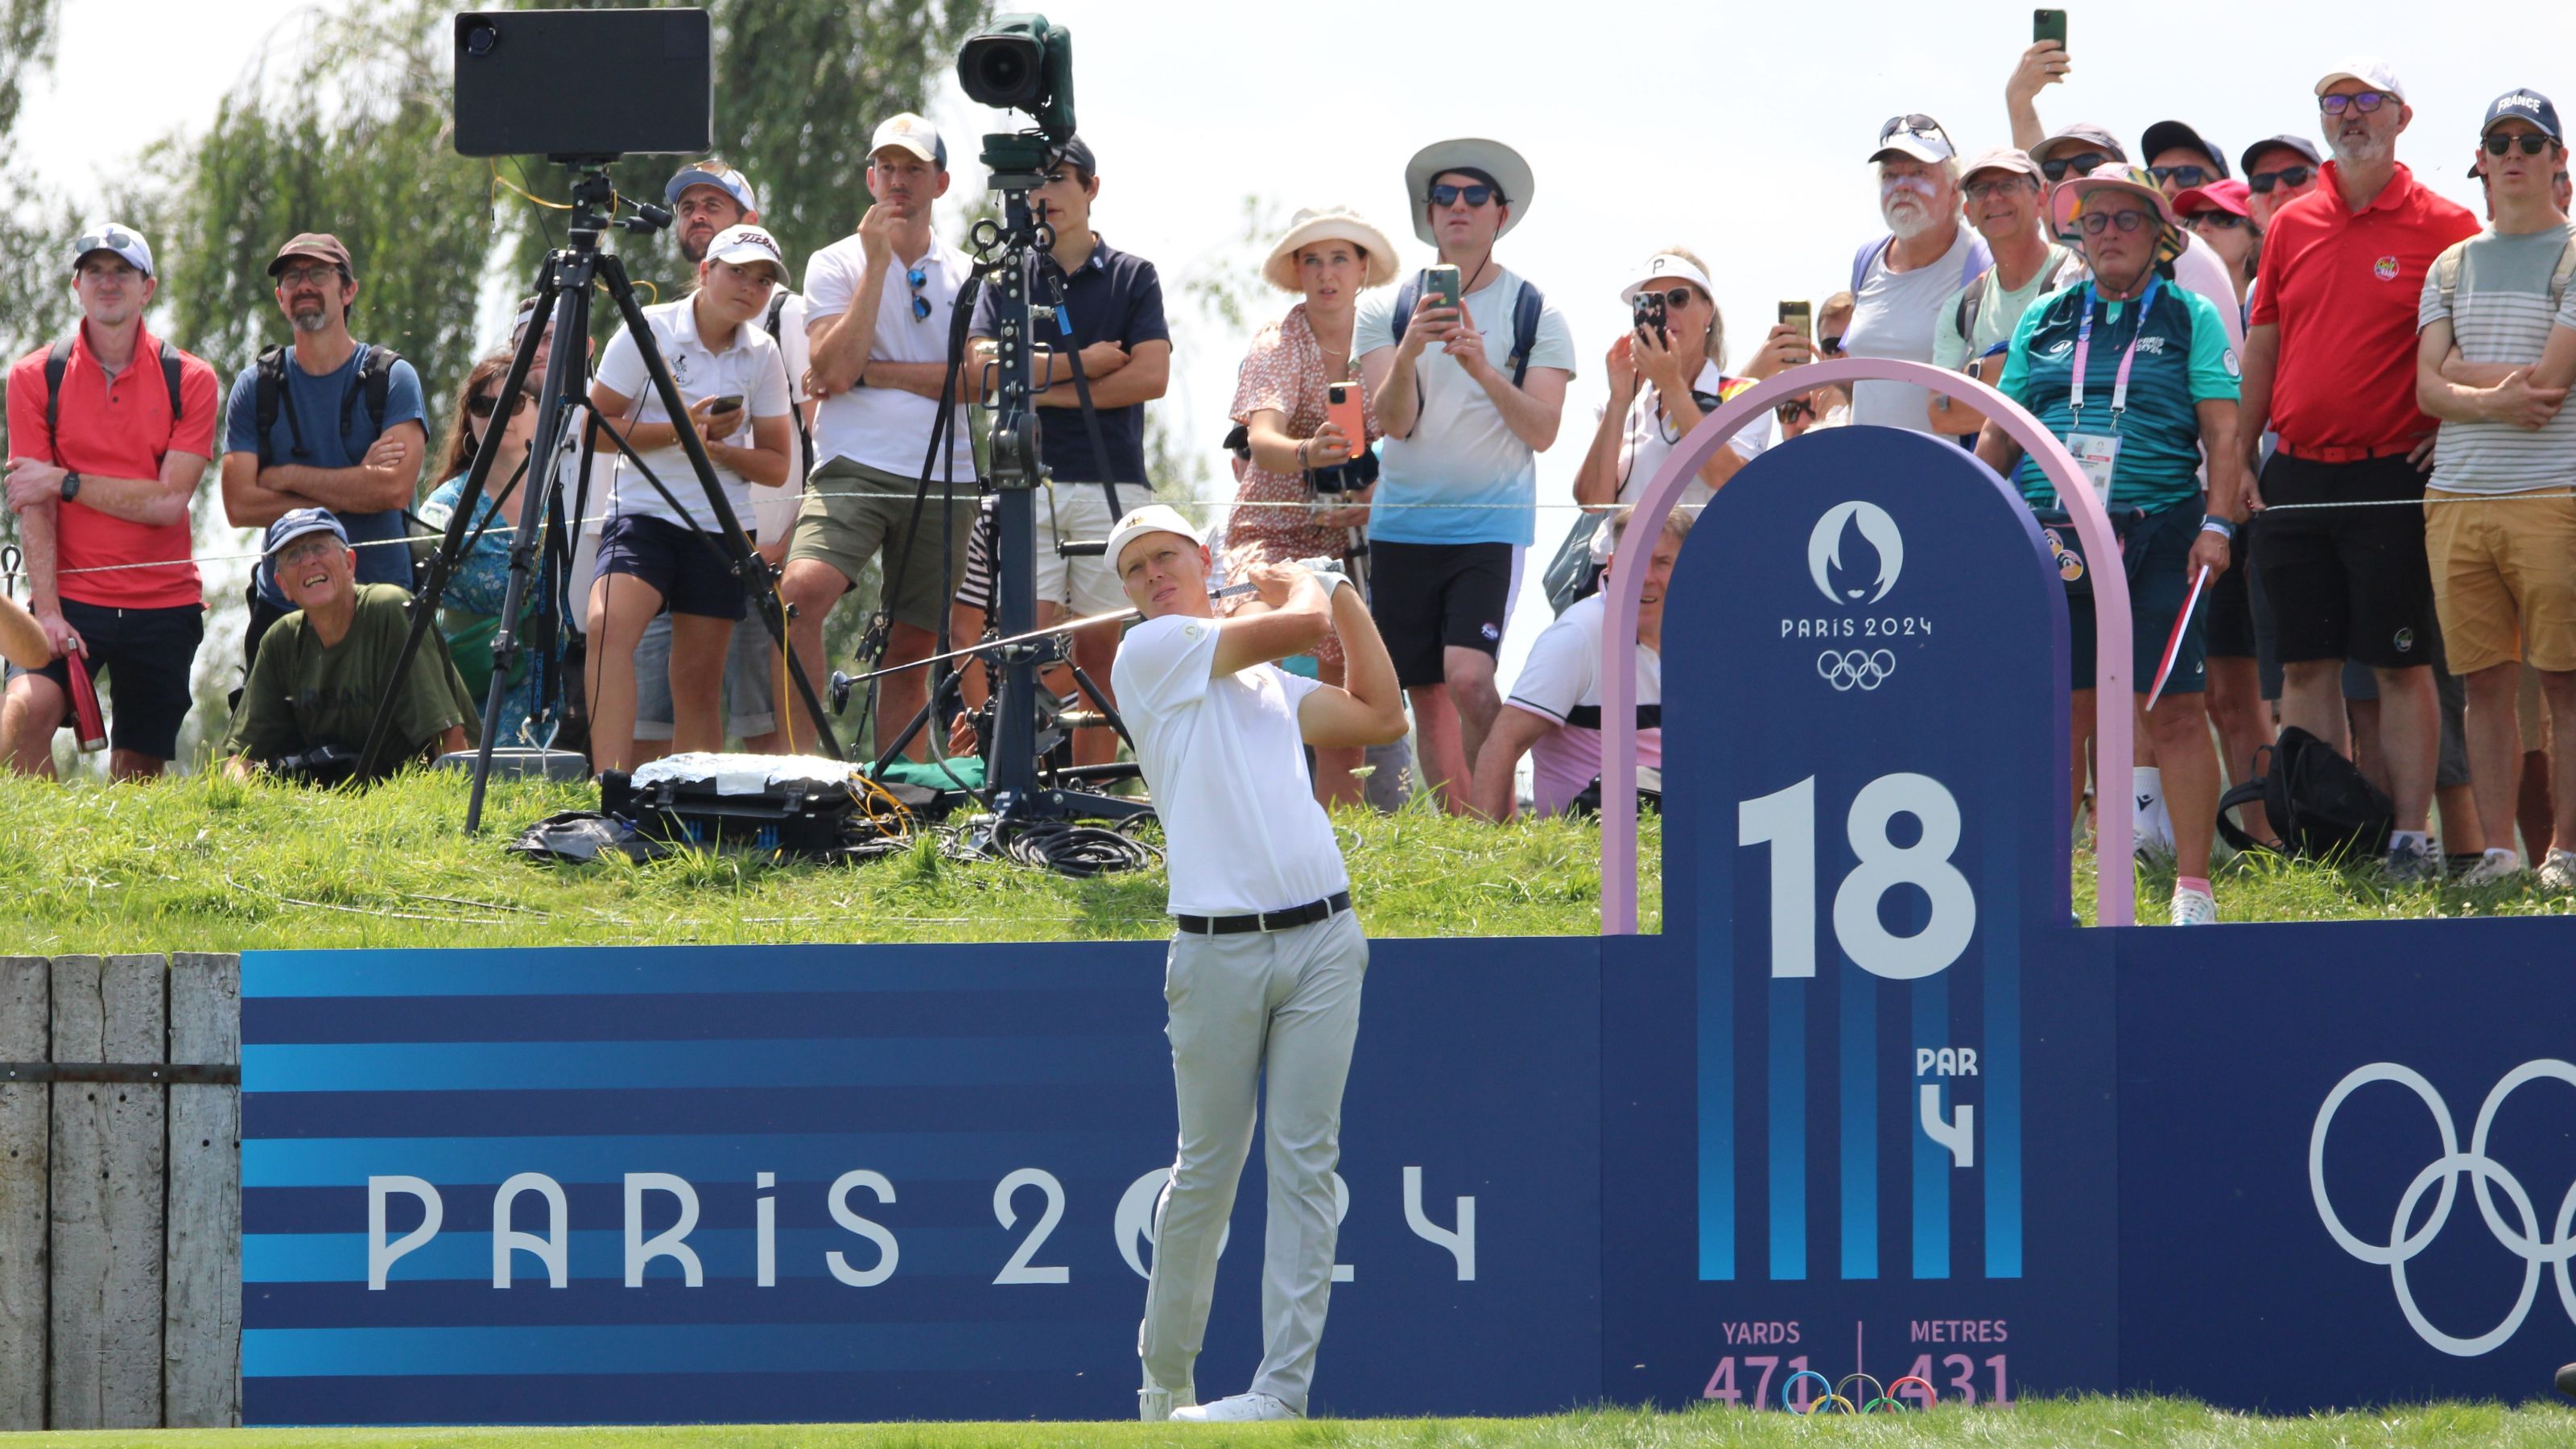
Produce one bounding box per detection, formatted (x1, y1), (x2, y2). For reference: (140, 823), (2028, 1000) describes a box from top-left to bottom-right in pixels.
(1222, 204), (1400, 807)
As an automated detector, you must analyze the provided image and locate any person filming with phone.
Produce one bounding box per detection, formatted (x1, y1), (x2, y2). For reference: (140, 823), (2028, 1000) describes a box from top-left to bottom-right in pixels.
(582, 223), (794, 773)
(1218, 205), (1397, 807)
(1575, 250), (1777, 526)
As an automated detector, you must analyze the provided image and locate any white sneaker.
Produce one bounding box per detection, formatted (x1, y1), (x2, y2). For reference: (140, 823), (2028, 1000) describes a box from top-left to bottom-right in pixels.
(1140, 1385), (1195, 1422)
(1171, 1392), (1298, 1422)
(2133, 768), (2177, 862)
(2169, 886), (2219, 926)
(2457, 848), (2528, 887)
(2541, 848), (2576, 894)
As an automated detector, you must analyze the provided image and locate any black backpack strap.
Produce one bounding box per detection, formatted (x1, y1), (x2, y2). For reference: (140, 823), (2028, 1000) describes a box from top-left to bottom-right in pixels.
(1508, 279), (1544, 389)
(159, 338), (184, 420)
(42, 337), (72, 463)
(343, 344), (399, 438)
(764, 291), (816, 486)
(1389, 274), (1422, 349)
(254, 345), (298, 466)
(2215, 777), (2270, 855)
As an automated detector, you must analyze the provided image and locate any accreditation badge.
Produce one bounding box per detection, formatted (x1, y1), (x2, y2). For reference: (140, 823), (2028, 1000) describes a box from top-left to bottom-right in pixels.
(2065, 431), (2121, 500)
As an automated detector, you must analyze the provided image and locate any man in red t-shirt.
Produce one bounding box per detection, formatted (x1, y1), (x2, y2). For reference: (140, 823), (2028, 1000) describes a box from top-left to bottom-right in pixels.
(2, 223), (221, 779)
(2238, 58), (2481, 882)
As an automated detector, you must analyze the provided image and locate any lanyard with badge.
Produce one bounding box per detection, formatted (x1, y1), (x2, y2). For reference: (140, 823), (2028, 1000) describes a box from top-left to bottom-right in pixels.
(2062, 278), (2161, 503)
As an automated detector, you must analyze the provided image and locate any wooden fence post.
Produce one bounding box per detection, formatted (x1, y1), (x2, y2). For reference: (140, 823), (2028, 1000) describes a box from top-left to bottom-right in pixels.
(0, 957), (48, 1431)
(46, 955), (167, 1429)
(164, 953), (242, 1427)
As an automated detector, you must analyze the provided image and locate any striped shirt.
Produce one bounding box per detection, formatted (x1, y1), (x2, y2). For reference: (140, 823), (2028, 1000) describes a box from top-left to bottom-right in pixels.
(2418, 223), (2576, 494)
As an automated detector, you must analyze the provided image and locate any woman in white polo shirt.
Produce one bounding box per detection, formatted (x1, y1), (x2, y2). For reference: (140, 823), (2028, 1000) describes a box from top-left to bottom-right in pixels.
(584, 224), (794, 772)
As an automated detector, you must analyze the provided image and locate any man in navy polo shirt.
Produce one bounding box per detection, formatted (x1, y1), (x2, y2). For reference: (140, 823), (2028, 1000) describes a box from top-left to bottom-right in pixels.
(220, 230), (427, 685)
(960, 133), (1171, 766)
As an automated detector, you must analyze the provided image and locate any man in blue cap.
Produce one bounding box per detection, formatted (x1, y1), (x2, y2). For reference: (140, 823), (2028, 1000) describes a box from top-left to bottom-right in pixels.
(219, 507), (477, 781)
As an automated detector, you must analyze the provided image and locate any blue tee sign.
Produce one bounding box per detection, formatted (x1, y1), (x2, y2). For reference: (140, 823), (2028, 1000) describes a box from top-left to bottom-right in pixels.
(1600, 425), (2119, 1411)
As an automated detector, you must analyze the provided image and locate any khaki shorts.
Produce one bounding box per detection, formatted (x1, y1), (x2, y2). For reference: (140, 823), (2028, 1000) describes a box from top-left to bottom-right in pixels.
(785, 458), (975, 632)
(2425, 489), (2576, 675)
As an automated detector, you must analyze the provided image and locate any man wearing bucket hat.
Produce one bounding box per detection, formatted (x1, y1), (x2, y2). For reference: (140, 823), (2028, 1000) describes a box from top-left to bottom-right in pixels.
(2412, 88), (2576, 888)
(1976, 163), (2248, 925)
(1929, 147), (2073, 436)
(1208, 204), (1399, 807)
(1103, 505), (1405, 1424)
(3, 222), (220, 780)
(219, 507), (478, 782)
(2239, 56), (2479, 885)
(1356, 137), (1576, 813)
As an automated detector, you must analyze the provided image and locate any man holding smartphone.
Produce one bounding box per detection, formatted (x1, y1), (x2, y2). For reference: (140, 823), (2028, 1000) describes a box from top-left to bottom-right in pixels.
(1356, 137), (1576, 814)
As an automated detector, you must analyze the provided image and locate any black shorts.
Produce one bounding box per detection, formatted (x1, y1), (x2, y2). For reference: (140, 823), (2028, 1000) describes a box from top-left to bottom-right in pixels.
(2202, 522), (2256, 659)
(594, 514), (749, 621)
(2252, 452), (2435, 670)
(1367, 539), (1512, 688)
(2, 598), (204, 759)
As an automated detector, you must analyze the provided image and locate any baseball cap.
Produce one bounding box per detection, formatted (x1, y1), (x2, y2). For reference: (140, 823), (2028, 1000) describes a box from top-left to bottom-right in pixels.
(68, 221), (153, 278)
(1872, 114), (1958, 165)
(2139, 120), (2229, 177)
(1055, 133), (1097, 178)
(663, 159), (758, 214)
(2239, 134), (2322, 175)
(1960, 147), (2041, 184)
(869, 113), (947, 170)
(1619, 252), (1715, 304)
(2483, 88), (2562, 142)
(2172, 180), (2252, 220)
(1104, 504), (1206, 572)
(703, 223), (788, 283)
(2315, 56), (2404, 102)
(2030, 122), (2128, 167)
(259, 507), (349, 592)
(268, 233), (353, 279)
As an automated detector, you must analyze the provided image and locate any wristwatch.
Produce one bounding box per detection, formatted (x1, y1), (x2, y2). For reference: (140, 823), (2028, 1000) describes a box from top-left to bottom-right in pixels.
(58, 472), (80, 503)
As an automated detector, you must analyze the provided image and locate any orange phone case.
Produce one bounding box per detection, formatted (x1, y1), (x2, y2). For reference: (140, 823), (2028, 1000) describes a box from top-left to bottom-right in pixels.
(1325, 383), (1366, 461)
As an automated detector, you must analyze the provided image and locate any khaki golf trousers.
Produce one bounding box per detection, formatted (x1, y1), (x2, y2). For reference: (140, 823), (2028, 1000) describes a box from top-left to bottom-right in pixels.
(1137, 907), (1367, 1415)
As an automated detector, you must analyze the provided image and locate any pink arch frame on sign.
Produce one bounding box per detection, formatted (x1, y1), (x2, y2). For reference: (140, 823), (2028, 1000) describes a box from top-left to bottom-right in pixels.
(1597, 357), (2136, 933)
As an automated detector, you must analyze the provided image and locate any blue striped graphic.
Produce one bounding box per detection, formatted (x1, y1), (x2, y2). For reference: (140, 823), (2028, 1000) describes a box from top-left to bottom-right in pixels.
(1696, 882), (1736, 1281)
(1765, 980), (1804, 1280)
(243, 1131), (1134, 1188)
(1984, 807), (2025, 1278)
(243, 1037), (1141, 1093)
(1839, 969), (1877, 1279)
(242, 945), (1151, 999)
(242, 1321), (1095, 1377)
(1910, 973), (1949, 1279)
(244, 1227), (1007, 1285)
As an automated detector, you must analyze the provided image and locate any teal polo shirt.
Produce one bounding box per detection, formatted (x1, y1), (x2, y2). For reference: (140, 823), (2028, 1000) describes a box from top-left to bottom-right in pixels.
(1996, 278), (2239, 514)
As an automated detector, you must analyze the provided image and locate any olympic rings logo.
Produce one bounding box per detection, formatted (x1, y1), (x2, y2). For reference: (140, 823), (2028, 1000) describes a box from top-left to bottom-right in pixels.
(2310, 1060), (2576, 1356)
(1816, 650), (1897, 691)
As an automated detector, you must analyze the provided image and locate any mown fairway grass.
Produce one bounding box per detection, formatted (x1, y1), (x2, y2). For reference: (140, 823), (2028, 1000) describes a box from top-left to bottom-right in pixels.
(4, 1397), (2576, 1447)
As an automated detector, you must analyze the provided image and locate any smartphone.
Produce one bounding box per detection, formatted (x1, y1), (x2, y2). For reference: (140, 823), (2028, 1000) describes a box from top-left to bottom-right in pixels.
(2033, 8), (2066, 47)
(1424, 263), (1462, 315)
(708, 394), (745, 415)
(1779, 299), (1814, 344)
(1325, 381), (1366, 459)
(1632, 291), (1669, 345)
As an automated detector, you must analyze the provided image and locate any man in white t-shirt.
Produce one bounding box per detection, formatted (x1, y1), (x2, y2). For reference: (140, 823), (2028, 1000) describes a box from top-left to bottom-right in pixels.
(1356, 137), (1577, 814)
(1104, 504), (1406, 1426)
(626, 159), (814, 756)
(780, 113), (979, 756)
(1843, 114), (1993, 438)
(1928, 147), (2072, 436)
(1471, 507), (1682, 819)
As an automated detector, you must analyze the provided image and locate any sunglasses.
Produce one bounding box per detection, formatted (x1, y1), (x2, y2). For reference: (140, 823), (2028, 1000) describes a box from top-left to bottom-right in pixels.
(468, 388), (534, 419)
(1777, 398), (1817, 423)
(906, 265), (931, 322)
(2076, 208), (2157, 236)
(2041, 151), (2114, 181)
(2189, 211), (2248, 229)
(1819, 334), (1845, 355)
(2248, 164), (2314, 193)
(1880, 113), (1944, 140)
(2486, 133), (2558, 156)
(1963, 176), (2036, 200)
(1426, 182), (1499, 208)
(2149, 163), (2215, 188)
(72, 227), (140, 257)
(2320, 90), (2392, 117)
(1634, 286), (1695, 310)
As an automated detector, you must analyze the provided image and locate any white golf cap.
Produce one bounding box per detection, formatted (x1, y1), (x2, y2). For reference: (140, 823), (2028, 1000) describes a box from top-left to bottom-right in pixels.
(869, 113), (947, 168)
(1104, 504), (1205, 572)
(703, 223), (787, 283)
(2315, 56), (2405, 102)
(1619, 252), (1714, 303)
(69, 221), (154, 277)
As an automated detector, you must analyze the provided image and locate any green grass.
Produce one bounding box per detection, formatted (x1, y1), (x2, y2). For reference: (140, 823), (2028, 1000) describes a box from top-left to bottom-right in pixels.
(6, 1398), (2576, 1447)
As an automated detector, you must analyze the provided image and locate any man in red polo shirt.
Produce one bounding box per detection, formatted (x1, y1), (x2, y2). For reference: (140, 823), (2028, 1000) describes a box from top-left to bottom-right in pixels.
(2240, 57), (2480, 882)
(2, 223), (221, 780)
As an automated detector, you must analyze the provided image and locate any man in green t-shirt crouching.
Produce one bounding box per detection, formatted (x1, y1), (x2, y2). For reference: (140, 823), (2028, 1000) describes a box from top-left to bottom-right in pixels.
(220, 507), (477, 782)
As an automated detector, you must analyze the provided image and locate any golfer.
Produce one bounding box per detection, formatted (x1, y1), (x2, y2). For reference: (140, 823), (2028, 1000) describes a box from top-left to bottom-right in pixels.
(1106, 503), (1406, 1424)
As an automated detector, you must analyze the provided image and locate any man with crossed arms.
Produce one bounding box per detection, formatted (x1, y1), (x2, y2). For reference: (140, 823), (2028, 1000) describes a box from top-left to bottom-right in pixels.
(1107, 503), (1405, 1424)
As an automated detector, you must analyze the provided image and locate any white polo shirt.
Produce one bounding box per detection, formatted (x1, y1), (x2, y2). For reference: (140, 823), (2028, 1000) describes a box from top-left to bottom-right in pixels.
(1113, 613), (1348, 918)
(1505, 592), (1663, 816)
(594, 295), (791, 533)
(803, 233), (977, 481)
(1588, 360), (1772, 564)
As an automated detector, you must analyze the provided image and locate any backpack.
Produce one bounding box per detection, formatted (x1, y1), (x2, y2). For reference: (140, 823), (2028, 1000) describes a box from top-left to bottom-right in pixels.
(1850, 232), (1994, 299)
(1955, 247), (2077, 350)
(253, 342), (402, 467)
(1389, 270), (1546, 388)
(2429, 230), (2576, 325)
(2216, 725), (2395, 862)
(43, 336), (184, 460)
(762, 290), (815, 484)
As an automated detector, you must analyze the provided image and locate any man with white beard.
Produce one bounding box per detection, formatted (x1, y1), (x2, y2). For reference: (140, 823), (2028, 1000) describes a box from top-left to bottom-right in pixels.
(1840, 115), (1992, 436)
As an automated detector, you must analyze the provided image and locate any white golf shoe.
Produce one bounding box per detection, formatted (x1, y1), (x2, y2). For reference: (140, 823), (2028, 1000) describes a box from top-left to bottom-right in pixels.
(1140, 1384), (1195, 1422)
(1170, 1392), (1298, 1422)
(2169, 886), (2219, 926)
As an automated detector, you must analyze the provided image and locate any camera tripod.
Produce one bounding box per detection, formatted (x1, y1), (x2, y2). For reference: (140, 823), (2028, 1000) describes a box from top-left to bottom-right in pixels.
(357, 159), (843, 831)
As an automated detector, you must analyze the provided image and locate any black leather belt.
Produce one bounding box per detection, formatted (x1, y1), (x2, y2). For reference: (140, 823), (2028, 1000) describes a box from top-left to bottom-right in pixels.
(1175, 890), (1352, 935)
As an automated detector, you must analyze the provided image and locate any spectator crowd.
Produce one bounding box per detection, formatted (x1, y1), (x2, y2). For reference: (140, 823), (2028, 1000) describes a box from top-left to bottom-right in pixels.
(4, 43), (2572, 927)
